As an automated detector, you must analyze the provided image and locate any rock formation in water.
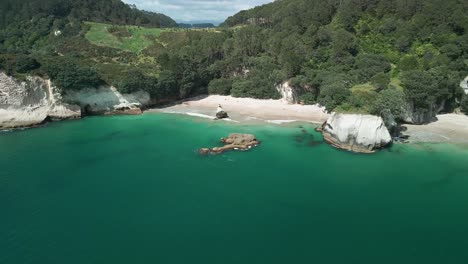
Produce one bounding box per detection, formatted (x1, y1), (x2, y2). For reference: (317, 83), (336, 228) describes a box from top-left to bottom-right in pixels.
(320, 113), (392, 153)
(0, 72), (81, 129)
(199, 133), (259, 154)
(215, 104), (229, 119)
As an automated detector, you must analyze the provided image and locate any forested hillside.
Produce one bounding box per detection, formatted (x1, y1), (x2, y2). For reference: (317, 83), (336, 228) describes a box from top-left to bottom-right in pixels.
(218, 0), (468, 121)
(0, 0), (176, 28)
(1, 0), (468, 121)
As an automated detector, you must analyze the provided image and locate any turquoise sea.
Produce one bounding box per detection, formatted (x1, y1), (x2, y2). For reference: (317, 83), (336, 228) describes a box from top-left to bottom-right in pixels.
(1, 113), (468, 264)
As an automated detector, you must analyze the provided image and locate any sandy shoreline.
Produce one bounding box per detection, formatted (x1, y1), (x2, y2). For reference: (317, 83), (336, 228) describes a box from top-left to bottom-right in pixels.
(148, 95), (329, 124)
(149, 95), (468, 144)
(403, 114), (468, 143)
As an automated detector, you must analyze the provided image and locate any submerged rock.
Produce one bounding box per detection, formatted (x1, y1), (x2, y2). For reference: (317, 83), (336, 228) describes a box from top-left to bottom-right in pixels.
(199, 133), (259, 154)
(321, 113), (392, 153)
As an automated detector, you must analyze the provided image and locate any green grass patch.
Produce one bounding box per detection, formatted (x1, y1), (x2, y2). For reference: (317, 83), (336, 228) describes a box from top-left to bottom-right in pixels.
(84, 22), (220, 53)
(390, 78), (404, 91)
(85, 22), (166, 53)
(350, 83), (376, 93)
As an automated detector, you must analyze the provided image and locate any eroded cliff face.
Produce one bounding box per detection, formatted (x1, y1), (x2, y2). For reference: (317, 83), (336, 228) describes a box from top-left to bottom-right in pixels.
(321, 113), (392, 153)
(276, 81), (298, 103)
(0, 73), (81, 129)
(0, 72), (154, 129)
(63, 86), (151, 115)
(401, 101), (445, 125)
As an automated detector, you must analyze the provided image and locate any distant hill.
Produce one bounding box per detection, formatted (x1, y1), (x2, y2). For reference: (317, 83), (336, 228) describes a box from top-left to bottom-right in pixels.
(0, 0), (177, 28)
(177, 20), (222, 26)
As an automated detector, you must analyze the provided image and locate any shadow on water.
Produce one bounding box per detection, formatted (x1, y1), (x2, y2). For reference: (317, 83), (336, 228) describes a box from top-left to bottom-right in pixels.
(292, 126), (323, 148)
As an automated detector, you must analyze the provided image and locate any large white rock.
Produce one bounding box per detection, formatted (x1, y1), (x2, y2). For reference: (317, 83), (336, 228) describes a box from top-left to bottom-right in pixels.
(0, 73), (81, 129)
(321, 113), (392, 153)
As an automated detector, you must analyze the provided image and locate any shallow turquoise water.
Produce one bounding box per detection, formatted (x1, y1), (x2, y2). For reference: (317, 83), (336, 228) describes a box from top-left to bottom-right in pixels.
(1, 113), (468, 264)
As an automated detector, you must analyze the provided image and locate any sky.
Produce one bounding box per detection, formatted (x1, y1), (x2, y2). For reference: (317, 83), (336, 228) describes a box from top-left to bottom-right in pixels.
(121, 0), (274, 23)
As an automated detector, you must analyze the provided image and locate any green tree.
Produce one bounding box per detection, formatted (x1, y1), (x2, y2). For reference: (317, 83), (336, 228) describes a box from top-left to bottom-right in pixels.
(318, 83), (351, 111)
(15, 55), (40, 73)
(398, 55), (419, 71)
(45, 62), (101, 91)
(401, 70), (446, 110)
(371, 89), (407, 120)
(208, 78), (232, 95)
(370, 72), (390, 91)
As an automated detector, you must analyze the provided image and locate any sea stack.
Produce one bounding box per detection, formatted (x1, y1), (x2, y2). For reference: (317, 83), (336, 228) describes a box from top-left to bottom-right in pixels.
(320, 113), (392, 153)
(215, 104), (229, 119)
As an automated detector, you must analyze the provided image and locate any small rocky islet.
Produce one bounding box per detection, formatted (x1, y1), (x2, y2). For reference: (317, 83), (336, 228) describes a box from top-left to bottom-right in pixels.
(198, 133), (260, 155)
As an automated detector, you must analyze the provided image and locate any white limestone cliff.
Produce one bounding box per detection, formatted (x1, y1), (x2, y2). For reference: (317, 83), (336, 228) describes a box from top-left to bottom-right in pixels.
(276, 81), (297, 103)
(63, 86), (151, 115)
(1, 72), (153, 129)
(0, 72), (81, 129)
(321, 113), (392, 153)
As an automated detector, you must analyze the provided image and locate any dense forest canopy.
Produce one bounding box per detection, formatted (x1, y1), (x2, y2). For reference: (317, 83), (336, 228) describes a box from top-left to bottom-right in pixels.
(0, 0), (176, 28)
(1, 0), (468, 120)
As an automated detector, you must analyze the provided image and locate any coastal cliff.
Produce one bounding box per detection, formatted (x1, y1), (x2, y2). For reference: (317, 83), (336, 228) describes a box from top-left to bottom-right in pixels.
(321, 113), (392, 153)
(64, 86), (151, 115)
(402, 100), (445, 125)
(0, 73), (81, 129)
(0, 73), (152, 129)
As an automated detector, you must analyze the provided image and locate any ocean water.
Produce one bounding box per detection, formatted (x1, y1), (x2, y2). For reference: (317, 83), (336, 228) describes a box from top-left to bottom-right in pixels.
(1, 113), (468, 264)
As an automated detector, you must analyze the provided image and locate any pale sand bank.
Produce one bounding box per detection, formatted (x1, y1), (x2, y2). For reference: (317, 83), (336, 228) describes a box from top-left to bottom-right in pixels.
(404, 114), (468, 143)
(149, 95), (468, 144)
(149, 95), (329, 124)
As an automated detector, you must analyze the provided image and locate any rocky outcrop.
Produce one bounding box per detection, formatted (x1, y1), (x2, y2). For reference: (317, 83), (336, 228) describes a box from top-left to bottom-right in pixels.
(215, 105), (229, 119)
(63, 86), (151, 115)
(321, 113), (392, 153)
(199, 133), (259, 154)
(0, 73), (81, 129)
(0, 72), (155, 130)
(461, 76), (468, 94)
(276, 81), (298, 103)
(402, 100), (445, 125)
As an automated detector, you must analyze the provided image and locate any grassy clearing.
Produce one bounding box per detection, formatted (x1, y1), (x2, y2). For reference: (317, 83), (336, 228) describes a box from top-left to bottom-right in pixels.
(350, 83), (376, 93)
(85, 22), (165, 53)
(390, 77), (404, 91)
(84, 22), (220, 53)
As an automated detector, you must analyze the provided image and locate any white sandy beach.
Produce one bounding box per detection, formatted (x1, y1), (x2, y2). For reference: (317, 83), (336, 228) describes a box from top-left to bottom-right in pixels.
(404, 114), (468, 143)
(150, 95), (468, 143)
(150, 95), (329, 124)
